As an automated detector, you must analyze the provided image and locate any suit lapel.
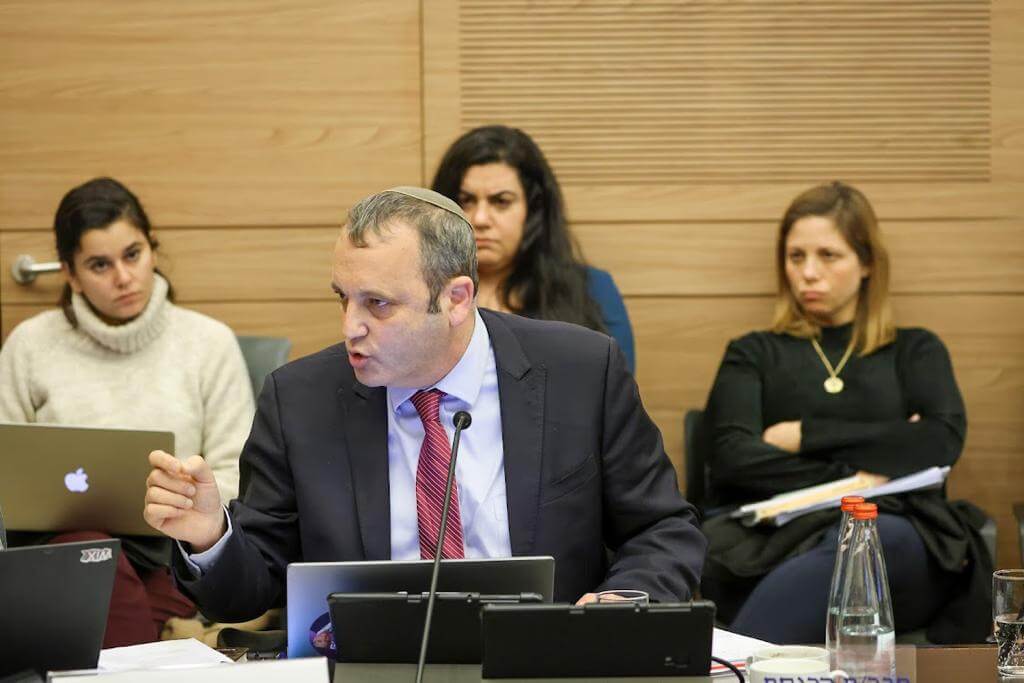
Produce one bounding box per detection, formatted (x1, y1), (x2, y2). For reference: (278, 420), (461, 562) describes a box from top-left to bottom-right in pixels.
(338, 380), (391, 560)
(482, 310), (546, 556)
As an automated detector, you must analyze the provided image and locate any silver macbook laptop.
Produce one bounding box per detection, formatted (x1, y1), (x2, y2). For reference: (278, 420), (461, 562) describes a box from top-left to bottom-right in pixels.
(286, 556), (555, 659)
(0, 422), (173, 537)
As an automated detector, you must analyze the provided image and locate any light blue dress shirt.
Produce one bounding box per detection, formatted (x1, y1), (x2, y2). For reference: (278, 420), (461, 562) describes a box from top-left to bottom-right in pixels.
(387, 309), (511, 560)
(186, 309), (511, 571)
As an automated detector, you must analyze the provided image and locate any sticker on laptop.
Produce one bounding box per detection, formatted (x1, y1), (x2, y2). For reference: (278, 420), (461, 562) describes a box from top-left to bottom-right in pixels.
(80, 547), (113, 563)
(309, 612), (335, 656)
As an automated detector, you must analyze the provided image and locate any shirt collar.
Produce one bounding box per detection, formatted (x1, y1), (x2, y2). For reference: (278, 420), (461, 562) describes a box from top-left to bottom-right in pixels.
(388, 308), (489, 415)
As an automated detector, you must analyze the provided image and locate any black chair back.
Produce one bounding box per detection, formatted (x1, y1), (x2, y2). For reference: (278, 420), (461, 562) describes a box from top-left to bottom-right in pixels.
(683, 409), (712, 515)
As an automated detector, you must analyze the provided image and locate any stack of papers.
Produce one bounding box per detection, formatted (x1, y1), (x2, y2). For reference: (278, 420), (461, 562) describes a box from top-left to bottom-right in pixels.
(50, 640), (328, 681)
(48, 639), (233, 678)
(730, 466), (949, 527)
(98, 638), (234, 672)
(711, 627), (772, 677)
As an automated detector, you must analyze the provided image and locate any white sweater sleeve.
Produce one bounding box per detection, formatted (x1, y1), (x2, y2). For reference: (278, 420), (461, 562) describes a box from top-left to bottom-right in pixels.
(198, 327), (256, 502)
(0, 322), (38, 422)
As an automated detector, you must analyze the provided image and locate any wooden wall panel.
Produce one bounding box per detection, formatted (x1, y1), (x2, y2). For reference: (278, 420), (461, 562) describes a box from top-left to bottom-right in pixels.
(426, 0), (1024, 222)
(562, 182), (1024, 223)
(458, 1), (992, 183)
(992, 0), (1024, 183)
(575, 219), (1024, 296)
(6, 218), (1020, 309)
(0, 228), (341, 306)
(0, 0), (421, 230)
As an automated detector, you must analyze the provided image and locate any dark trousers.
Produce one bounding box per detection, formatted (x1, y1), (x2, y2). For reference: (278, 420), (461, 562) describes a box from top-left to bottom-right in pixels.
(51, 531), (196, 648)
(706, 513), (956, 643)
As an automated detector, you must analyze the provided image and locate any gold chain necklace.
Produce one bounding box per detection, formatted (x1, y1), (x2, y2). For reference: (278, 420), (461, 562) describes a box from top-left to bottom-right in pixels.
(810, 337), (855, 394)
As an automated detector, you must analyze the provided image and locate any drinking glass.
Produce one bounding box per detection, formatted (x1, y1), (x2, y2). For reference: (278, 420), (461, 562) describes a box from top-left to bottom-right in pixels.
(994, 569), (1024, 677)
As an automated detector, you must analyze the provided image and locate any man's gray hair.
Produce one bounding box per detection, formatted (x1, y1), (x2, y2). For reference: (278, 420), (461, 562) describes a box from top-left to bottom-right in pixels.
(344, 188), (478, 313)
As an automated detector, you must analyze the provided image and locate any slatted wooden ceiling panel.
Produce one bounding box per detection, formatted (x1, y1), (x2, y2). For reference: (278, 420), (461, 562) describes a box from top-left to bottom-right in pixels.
(459, 0), (991, 183)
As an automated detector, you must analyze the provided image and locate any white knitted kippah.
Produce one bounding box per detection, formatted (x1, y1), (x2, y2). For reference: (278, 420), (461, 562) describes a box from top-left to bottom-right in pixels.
(384, 186), (472, 230)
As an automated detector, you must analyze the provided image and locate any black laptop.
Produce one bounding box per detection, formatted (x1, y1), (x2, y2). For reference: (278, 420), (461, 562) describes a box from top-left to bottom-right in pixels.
(0, 538), (120, 677)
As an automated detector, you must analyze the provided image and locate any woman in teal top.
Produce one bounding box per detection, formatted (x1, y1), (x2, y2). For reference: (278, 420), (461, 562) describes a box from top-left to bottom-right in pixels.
(431, 125), (636, 372)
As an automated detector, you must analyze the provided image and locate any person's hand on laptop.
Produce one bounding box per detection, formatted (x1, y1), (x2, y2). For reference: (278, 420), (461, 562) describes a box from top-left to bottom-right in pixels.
(144, 450), (226, 552)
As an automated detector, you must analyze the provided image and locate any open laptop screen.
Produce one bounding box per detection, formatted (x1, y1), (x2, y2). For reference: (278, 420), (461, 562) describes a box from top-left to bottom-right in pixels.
(0, 422), (173, 537)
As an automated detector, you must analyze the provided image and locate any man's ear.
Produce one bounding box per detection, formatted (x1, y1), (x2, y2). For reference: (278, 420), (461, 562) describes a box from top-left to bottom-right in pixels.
(61, 262), (83, 294)
(444, 275), (476, 326)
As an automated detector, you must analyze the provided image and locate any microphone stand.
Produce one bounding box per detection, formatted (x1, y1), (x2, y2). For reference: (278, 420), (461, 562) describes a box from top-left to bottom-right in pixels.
(414, 410), (471, 683)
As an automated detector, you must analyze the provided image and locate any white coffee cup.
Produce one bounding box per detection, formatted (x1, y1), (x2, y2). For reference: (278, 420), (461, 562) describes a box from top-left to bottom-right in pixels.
(747, 657), (847, 683)
(748, 645), (830, 668)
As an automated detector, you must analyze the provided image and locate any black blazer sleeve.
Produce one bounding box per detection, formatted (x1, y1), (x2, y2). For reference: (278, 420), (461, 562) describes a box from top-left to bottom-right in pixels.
(593, 338), (708, 601)
(173, 371), (300, 622)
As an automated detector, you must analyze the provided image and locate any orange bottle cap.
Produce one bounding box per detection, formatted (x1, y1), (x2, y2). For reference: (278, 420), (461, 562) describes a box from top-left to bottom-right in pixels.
(852, 502), (878, 520)
(841, 496), (866, 512)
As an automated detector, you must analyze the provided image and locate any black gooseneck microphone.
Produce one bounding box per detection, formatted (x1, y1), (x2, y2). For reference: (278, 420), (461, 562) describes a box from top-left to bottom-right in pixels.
(414, 410), (472, 683)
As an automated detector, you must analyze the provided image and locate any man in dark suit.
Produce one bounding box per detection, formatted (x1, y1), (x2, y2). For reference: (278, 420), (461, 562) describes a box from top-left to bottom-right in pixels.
(144, 187), (706, 622)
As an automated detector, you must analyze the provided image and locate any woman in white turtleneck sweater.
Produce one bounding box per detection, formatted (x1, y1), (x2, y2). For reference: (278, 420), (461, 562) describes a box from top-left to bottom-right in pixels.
(0, 177), (255, 646)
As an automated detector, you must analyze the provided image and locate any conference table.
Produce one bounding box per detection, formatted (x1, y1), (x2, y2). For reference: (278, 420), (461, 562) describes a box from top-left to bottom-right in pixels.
(57, 644), (1001, 681)
(327, 644), (1003, 682)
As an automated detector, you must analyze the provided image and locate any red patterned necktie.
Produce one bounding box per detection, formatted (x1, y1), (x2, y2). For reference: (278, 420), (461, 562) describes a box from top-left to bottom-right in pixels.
(410, 389), (465, 559)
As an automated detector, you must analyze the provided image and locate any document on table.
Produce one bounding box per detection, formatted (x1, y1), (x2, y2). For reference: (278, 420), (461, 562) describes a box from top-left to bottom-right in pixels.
(51, 656), (328, 682)
(47, 639), (236, 679)
(97, 638), (234, 671)
(711, 627), (772, 677)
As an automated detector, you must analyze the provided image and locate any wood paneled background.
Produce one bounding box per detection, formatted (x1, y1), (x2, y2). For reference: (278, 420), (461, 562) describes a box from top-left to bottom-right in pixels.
(2, 1), (1021, 568)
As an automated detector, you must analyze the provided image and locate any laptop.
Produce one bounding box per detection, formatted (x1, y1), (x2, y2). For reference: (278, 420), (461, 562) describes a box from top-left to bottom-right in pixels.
(0, 538), (120, 677)
(286, 556), (555, 659)
(0, 422), (173, 537)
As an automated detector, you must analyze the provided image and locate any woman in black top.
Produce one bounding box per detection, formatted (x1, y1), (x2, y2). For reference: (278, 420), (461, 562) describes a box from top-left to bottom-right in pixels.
(701, 182), (990, 643)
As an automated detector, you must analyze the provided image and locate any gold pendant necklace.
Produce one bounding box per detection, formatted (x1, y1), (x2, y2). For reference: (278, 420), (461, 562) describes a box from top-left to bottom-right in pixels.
(810, 337), (855, 394)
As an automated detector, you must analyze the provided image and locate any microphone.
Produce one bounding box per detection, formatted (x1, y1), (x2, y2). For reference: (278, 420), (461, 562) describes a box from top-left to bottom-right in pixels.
(453, 410), (472, 431)
(0, 502), (6, 550)
(415, 410), (472, 683)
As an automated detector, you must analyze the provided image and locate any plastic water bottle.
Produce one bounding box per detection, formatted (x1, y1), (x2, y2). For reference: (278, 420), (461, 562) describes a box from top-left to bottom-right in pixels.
(835, 502), (896, 681)
(825, 495), (865, 668)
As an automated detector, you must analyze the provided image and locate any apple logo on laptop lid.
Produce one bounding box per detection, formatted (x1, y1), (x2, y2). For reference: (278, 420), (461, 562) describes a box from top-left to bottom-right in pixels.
(64, 467), (89, 493)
